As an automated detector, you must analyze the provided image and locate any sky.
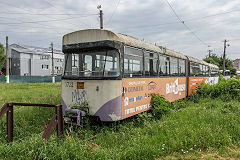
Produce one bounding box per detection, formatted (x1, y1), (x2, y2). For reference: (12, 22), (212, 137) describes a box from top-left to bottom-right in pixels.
(0, 0), (239, 60)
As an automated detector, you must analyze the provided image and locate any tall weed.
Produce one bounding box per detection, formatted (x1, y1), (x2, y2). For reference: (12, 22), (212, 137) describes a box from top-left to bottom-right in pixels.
(192, 78), (240, 101)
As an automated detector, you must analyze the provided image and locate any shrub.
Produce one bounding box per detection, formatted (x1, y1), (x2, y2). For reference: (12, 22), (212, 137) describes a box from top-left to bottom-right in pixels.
(150, 94), (171, 119)
(171, 99), (186, 110)
(193, 78), (240, 101)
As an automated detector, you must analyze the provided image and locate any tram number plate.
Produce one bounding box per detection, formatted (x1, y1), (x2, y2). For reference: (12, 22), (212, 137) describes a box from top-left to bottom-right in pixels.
(77, 82), (84, 89)
(65, 82), (73, 87)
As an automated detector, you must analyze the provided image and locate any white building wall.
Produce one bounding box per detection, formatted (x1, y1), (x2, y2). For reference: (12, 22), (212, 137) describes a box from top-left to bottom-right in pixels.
(20, 53), (31, 76)
(32, 54), (51, 76)
(9, 44), (64, 76)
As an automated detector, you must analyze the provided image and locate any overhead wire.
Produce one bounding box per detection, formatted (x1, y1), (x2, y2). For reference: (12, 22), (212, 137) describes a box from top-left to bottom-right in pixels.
(41, 0), (92, 28)
(0, 12), (98, 16)
(105, 0), (121, 27)
(164, 0), (209, 46)
(0, 0), (88, 34)
(0, 1), (67, 35)
(0, 17), (90, 25)
(0, 0), (88, 46)
(128, 9), (240, 29)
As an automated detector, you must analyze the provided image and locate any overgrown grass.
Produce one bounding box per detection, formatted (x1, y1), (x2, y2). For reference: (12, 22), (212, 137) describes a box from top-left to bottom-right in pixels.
(191, 78), (240, 102)
(0, 81), (239, 159)
(0, 83), (61, 143)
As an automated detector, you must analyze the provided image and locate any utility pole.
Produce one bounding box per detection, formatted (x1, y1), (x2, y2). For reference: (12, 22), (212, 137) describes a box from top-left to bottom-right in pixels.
(208, 49), (212, 57)
(6, 36), (9, 83)
(97, 5), (103, 29)
(51, 42), (55, 83)
(223, 39), (229, 76)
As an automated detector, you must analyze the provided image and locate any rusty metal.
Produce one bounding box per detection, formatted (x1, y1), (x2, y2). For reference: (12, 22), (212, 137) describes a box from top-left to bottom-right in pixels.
(0, 103), (64, 142)
(42, 114), (58, 140)
(7, 104), (13, 142)
(0, 103), (8, 119)
(56, 105), (64, 137)
(9, 103), (58, 108)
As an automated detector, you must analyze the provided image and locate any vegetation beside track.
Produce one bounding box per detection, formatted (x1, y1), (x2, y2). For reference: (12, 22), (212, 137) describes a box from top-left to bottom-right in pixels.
(0, 79), (239, 159)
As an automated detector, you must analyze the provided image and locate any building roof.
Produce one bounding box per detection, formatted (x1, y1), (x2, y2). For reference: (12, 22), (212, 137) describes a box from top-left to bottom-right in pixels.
(10, 44), (63, 55)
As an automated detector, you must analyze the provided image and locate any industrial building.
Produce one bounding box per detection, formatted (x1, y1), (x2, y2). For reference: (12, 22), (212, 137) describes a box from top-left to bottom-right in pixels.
(6, 44), (64, 76)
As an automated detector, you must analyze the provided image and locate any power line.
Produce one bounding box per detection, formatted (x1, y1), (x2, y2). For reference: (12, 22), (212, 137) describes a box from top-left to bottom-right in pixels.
(164, 0), (209, 46)
(229, 38), (240, 41)
(0, 0), (83, 32)
(0, 16), (89, 25)
(185, 9), (240, 22)
(41, 0), (91, 28)
(106, 0), (121, 27)
(137, 9), (240, 29)
(0, 1), (69, 35)
(0, 12), (98, 16)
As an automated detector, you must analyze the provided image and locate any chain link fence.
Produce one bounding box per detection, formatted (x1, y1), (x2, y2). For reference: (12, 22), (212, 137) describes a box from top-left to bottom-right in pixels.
(0, 75), (62, 83)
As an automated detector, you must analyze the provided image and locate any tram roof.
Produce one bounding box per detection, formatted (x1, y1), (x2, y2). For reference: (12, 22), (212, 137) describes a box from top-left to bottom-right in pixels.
(163, 48), (187, 60)
(63, 29), (191, 60)
(63, 29), (162, 52)
(186, 56), (209, 65)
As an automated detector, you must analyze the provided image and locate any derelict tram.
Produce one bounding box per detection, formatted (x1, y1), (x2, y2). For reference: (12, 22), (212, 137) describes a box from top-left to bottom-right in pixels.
(61, 29), (219, 123)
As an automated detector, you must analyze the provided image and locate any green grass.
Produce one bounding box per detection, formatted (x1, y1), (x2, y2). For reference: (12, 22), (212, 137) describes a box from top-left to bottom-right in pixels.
(0, 82), (239, 159)
(0, 83), (61, 143)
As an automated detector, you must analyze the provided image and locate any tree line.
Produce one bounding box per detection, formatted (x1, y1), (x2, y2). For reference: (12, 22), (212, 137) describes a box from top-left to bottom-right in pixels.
(204, 54), (236, 75)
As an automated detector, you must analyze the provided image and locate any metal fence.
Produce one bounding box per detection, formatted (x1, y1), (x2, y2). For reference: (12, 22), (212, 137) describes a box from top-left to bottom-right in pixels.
(0, 75), (62, 83)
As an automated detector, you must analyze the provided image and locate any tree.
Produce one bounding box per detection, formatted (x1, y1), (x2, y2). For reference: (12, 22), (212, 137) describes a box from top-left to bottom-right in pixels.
(203, 54), (236, 75)
(203, 54), (220, 66)
(0, 43), (6, 72)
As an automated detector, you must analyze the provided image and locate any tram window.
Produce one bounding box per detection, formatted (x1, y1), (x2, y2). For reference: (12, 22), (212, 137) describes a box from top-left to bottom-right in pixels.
(199, 64), (203, 76)
(64, 49), (120, 77)
(203, 65), (206, 76)
(206, 66), (210, 76)
(144, 51), (158, 76)
(125, 47), (143, 56)
(83, 55), (92, 76)
(179, 59), (186, 76)
(204, 65), (208, 76)
(211, 68), (219, 77)
(190, 62), (201, 76)
(152, 53), (158, 76)
(124, 55), (143, 77)
(64, 54), (72, 76)
(170, 57), (178, 76)
(159, 55), (170, 76)
(200, 64), (205, 76)
(72, 54), (79, 75)
(124, 47), (143, 77)
(144, 51), (150, 76)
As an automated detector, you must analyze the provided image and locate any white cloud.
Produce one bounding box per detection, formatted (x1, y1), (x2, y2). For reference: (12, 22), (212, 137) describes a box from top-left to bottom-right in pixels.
(0, 0), (239, 59)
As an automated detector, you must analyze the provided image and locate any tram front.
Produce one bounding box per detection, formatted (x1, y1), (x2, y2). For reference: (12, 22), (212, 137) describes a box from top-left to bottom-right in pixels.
(61, 29), (123, 122)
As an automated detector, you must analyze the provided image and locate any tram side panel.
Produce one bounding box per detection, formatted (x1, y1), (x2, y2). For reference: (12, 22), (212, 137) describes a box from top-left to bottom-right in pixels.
(209, 76), (219, 85)
(188, 77), (209, 96)
(61, 79), (123, 122)
(122, 77), (186, 120)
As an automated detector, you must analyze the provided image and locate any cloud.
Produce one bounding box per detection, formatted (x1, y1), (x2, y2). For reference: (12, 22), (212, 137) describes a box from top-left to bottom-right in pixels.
(0, 0), (239, 60)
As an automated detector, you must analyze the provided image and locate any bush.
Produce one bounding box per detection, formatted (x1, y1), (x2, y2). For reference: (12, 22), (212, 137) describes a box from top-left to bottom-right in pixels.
(193, 78), (240, 101)
(171, 99), (186, 110)
(150, 94), (171, 119)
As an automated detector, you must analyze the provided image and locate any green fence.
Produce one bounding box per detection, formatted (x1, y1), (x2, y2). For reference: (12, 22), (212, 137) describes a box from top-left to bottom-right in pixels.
(0, 75), (62, 83)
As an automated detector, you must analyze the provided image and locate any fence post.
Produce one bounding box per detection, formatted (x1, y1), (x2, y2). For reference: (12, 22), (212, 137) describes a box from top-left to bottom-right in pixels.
(6, 103), (13, 142)
(56, 105), (64, 137)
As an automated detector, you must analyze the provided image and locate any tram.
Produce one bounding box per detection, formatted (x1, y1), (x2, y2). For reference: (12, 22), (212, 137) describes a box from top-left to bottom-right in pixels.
(61, 29), (218, 123)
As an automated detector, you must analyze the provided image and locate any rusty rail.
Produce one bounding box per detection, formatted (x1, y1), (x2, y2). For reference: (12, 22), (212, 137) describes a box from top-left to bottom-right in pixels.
(0, 103), (64, 142)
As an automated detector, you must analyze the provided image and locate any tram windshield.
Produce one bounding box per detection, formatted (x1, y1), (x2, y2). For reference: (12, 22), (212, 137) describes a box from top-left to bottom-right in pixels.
(64, 49), (120, 78)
